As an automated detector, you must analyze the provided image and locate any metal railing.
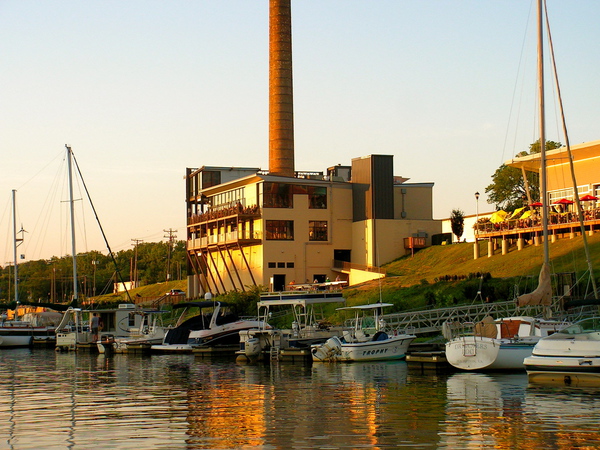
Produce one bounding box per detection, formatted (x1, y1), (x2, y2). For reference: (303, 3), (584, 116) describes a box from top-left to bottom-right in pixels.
(382, 300), (596, 336)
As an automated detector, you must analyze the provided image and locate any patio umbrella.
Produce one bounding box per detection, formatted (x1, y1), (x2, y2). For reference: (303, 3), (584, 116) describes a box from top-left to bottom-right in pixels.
(529, 201), (543, 207)
(579, 194), (598, 201)
(553, 198), (574, 205)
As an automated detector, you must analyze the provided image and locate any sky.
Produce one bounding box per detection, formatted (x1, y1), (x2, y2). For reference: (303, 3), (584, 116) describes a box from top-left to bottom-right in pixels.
(1, 0), (599, 263)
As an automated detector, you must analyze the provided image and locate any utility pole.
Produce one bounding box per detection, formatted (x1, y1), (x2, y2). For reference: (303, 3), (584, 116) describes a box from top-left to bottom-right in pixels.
(131, 239), (143, 288)
(163, 229), (177, 281)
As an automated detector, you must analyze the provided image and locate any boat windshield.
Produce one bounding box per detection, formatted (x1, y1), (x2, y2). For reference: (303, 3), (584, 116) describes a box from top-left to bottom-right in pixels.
(558, 318), (600, 335)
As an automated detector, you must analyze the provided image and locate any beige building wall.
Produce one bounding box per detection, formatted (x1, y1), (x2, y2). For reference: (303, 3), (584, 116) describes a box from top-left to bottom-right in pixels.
(394, 184), (434, 220)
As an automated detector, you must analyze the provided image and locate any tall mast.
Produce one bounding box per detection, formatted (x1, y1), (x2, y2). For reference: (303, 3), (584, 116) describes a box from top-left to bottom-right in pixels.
(66, 145), (78, 303)
(12, 189), (18, 305)
(537, 0), (549, 267)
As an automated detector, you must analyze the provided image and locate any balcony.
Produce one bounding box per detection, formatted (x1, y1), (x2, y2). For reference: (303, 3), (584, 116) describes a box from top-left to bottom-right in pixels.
(475, 208), (600, 239)
(188, 230), (262, 251)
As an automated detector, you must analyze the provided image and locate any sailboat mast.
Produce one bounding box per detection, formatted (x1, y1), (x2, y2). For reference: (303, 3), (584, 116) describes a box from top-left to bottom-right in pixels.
(66, 145), (79, 303)
(12, 189), (18, 305)
(537, 0), (549, 267)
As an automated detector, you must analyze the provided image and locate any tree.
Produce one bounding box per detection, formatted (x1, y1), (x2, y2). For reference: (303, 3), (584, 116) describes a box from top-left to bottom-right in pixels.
(450, 209), (465, 243)
(485, 139), (561, 211)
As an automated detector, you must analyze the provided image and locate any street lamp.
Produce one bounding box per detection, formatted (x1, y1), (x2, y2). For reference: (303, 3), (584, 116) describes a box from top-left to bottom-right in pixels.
(475, 191), (480, 240)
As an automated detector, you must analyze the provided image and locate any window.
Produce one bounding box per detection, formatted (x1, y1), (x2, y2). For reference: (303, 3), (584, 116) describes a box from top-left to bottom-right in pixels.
(309, 221), (328, 241)
(286, 262), (294, 268)
(266, 220), (294, 240)
(263, 183), (293, 208)
(268, 262), (276, 268)
(308, 186), (327, 209)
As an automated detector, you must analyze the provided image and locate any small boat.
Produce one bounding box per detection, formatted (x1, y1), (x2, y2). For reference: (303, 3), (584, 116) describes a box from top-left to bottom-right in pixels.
(98, 310), (170, 354)
(0, 313), (61, 348)
(524, 317), (600, 386)
(311, 303), (416, 362)
(151, 300), (265, 353)
(236, 291), (346, 363)
(56, 304), (149, 351)
(444, 315), (568, 371)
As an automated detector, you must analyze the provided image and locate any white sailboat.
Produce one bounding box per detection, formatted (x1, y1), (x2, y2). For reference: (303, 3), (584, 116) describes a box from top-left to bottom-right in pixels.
(0, 190), (62, 348)
(311, 303), (416, 362)
(445, 0), (579, 371)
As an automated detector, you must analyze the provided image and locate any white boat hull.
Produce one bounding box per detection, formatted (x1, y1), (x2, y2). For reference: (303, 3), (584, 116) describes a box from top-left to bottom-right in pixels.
(312, 334), (415, 362)
(445, 336), (538, 371)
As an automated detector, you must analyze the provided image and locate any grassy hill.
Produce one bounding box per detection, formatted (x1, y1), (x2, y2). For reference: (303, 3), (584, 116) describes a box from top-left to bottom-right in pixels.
(341, 232), (600, 317)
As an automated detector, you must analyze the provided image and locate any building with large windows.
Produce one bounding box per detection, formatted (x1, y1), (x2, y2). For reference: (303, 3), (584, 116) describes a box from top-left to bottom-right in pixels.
(185, 155), (441, 296)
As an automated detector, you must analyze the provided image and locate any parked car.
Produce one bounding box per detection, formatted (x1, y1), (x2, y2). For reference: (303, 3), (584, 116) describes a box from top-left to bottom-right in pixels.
(166, 289), (186, 296)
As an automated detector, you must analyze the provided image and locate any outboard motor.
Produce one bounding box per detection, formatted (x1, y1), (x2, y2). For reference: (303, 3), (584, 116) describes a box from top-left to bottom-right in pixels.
(311, 336), (342, 361)
(244, 338), (262, 358)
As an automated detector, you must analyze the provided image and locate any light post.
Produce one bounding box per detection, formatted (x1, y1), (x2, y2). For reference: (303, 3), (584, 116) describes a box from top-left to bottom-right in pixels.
(475, 191), (480, 240)
(92, 260), (98, 297)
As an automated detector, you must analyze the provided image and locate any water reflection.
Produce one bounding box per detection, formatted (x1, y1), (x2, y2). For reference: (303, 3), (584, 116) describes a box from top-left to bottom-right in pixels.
(1, 350), (600, 449)
(442, 372), (600, 449)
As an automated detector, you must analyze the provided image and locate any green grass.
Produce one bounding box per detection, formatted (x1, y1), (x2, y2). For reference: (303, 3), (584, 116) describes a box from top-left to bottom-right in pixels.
(344, 232), (600, 311)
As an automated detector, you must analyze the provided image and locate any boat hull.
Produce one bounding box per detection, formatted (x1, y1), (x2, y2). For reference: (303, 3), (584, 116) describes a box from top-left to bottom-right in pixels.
(312, 334), (415, 362)
(445, 337), (537, 371)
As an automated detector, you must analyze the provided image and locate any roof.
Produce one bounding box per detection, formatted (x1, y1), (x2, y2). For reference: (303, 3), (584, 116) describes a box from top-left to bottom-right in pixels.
(506, 139), (600, 172)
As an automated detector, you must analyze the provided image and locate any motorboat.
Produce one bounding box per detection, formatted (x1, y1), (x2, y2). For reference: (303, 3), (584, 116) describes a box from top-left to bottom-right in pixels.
(97, 310), (170, 354)
(236, 291), (346, 363)
(151, 301), (266, 353)
(524, 317), (600, 385)
(55, 304), (148, 351)
(311, 303), (416, 362)
(444, 315), (568, 371)
(0, 310), (62, 348)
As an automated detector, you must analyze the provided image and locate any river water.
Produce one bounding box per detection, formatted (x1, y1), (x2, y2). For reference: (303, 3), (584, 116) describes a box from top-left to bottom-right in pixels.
(1, 349), (599, 449)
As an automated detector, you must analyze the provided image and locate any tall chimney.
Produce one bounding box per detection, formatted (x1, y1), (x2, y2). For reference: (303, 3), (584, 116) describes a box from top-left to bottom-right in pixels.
(269, 0), (295, 177)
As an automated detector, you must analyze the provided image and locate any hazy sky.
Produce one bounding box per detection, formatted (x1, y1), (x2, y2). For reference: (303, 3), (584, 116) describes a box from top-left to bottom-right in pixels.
(1, 1), (599, 263)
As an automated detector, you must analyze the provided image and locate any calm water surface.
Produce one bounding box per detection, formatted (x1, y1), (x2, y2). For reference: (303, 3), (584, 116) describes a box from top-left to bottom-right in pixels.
(1, 349), (599, 449)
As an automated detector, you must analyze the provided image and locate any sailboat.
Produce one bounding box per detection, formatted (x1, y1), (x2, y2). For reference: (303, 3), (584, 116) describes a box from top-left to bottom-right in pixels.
(0, 190), (62, 348)
(445, 0), (579, 371)
(54, 146), (140, 351)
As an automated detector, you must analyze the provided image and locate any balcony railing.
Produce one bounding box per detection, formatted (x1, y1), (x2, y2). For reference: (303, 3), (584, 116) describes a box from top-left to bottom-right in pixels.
(188, 204), (261, 226)
(475, 207), (600, 235)
(188, 230), (262, 249)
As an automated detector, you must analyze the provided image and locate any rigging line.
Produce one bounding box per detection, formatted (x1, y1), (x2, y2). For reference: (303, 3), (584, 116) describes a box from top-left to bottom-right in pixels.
(16, 150), (64, 191)
(544, 0), (598, 299)
(25, 154), (65, 259)
(502, 0), (535, 164)
(1, 192), (13, 264)
(69, 150), (133, 303)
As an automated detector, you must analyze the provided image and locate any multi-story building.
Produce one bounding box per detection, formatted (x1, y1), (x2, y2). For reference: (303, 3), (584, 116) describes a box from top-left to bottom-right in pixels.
(185, 154), (441, 296)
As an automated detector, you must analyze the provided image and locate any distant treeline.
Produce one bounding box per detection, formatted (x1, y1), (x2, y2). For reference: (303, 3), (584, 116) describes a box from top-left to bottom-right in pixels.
(0, 241), (187, 303)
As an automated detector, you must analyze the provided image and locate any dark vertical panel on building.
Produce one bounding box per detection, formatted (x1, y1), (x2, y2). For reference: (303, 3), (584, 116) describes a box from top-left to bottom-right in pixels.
(351, 155), (394, 221)
(371, 155), (394, 219)
(351, 157), (370, 221)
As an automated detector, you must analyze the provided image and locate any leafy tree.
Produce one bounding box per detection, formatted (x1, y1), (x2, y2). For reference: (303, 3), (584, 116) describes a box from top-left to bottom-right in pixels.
(450, 209), (465, 242)
(485, 139), (561, 211)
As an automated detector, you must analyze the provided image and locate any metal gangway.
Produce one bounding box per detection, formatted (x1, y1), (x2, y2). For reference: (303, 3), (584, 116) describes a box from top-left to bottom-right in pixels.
(382, 300), (593, 336)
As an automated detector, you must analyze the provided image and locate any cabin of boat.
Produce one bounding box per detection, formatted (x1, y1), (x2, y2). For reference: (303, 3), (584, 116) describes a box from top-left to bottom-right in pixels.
(151, 300), (264, 353)
(236, 291), (346, 363)
(55, 304), (150, 351)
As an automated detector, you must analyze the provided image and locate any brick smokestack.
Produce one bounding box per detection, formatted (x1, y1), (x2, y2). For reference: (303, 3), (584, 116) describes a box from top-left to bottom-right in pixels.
(269, 0), (295, 177)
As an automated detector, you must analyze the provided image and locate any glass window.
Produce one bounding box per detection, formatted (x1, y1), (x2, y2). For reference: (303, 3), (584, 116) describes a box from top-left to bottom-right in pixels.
(263, 183), (293, 208)
(309, 221), (328, 241)
(308, 186), (327, 209)
(266, 220), (294, 240)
